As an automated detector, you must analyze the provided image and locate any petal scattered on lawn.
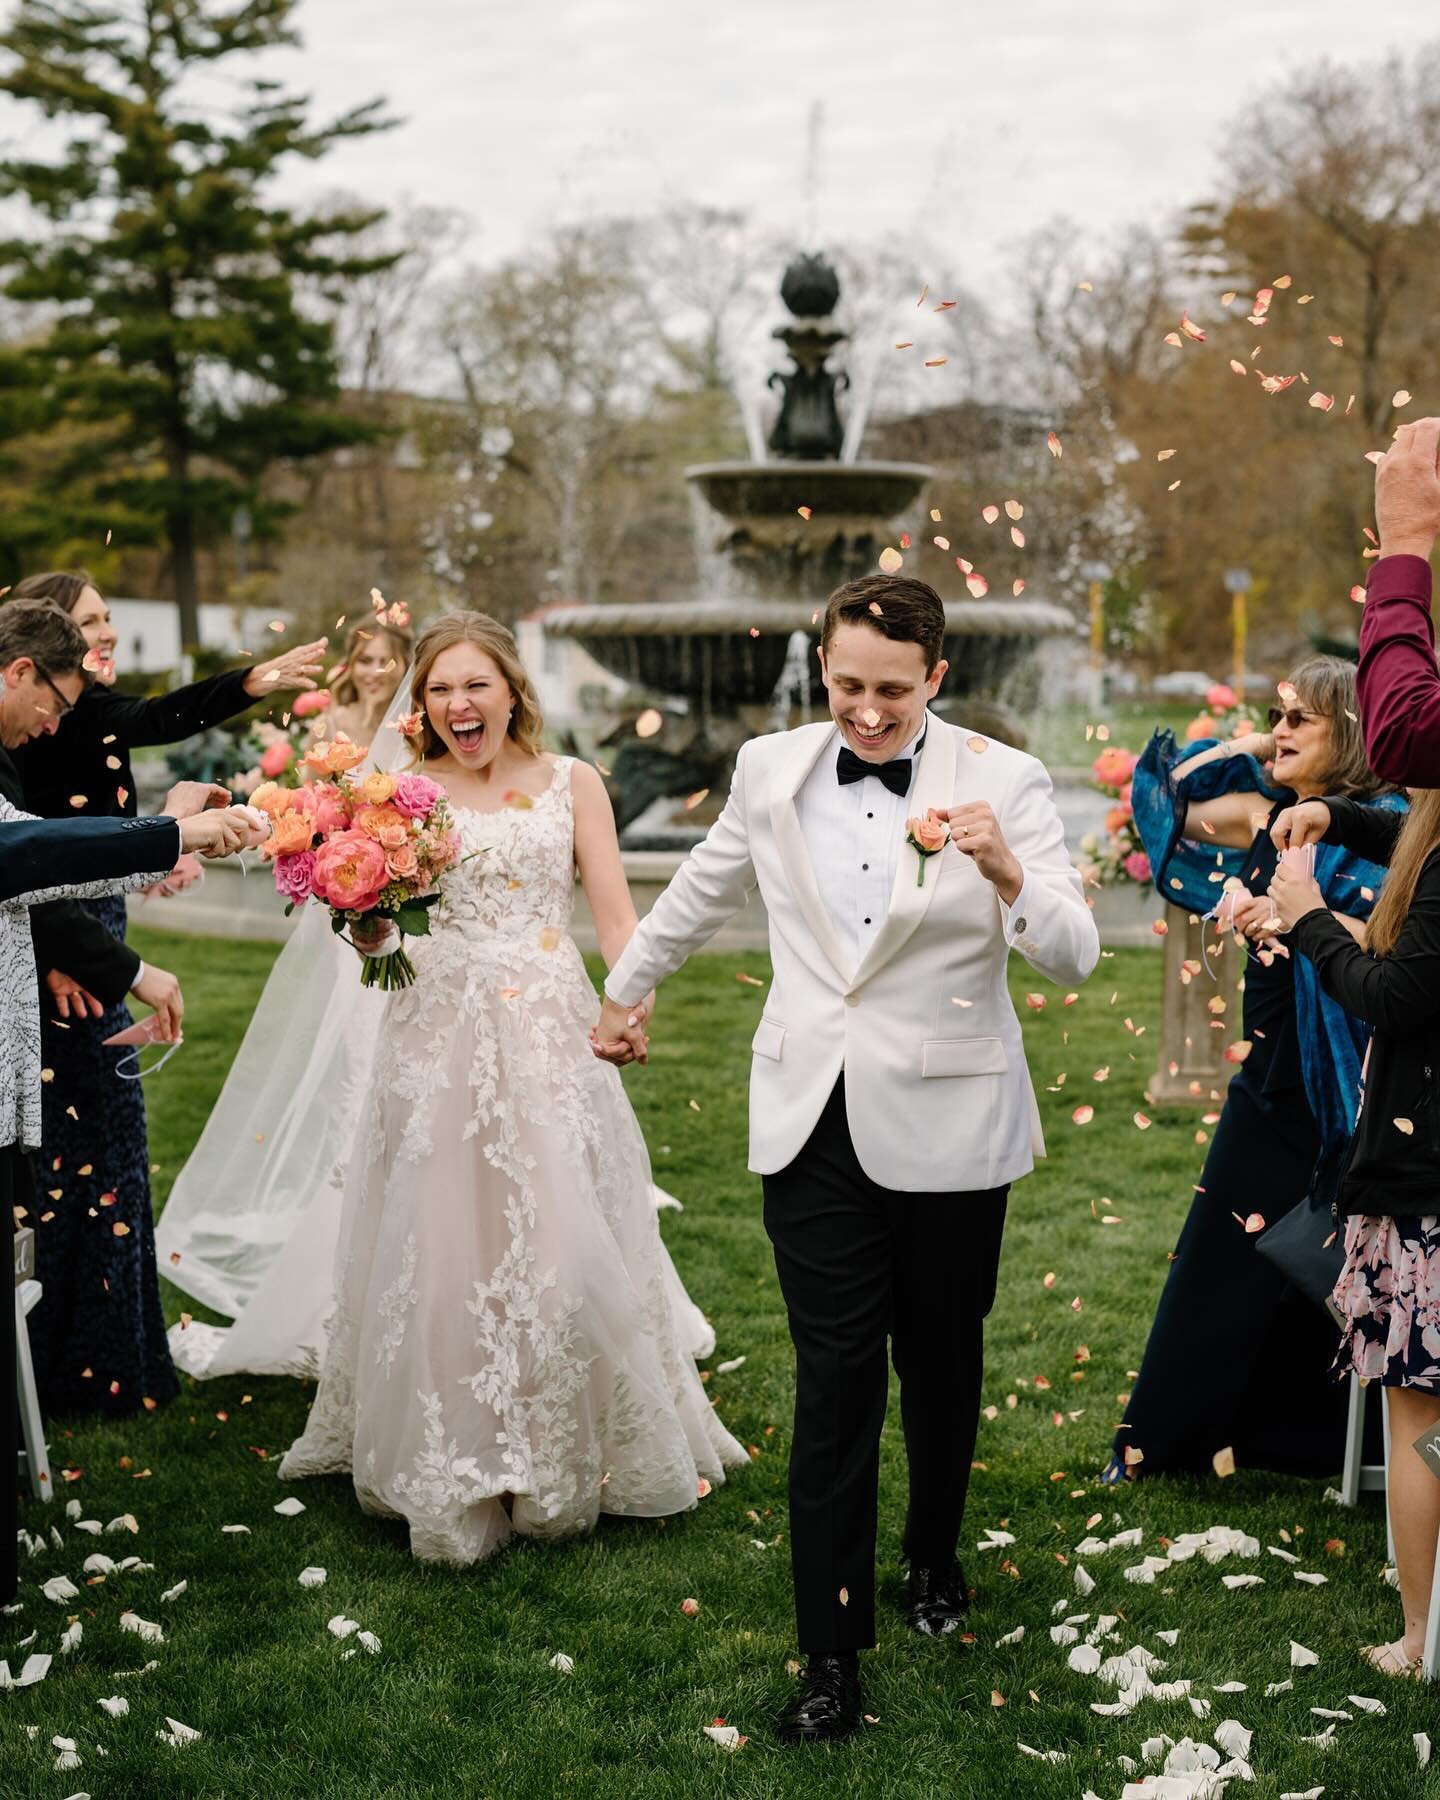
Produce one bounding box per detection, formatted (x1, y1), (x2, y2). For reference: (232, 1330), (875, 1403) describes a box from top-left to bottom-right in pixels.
(274, 1497), (306, 1517)
(97, 1695), (129, 1717)
(220, 1524), (251, 1535)
(160, 1581), (187, 1603)
(1290, 1640), (1320, 1667)
(703, 1723), (746, 1751)
(327, 1616), (360, 1639)
(715, 1356), (746, 1375)
(158, 1716), (202, 1748)
(549, 1652), (575, 1674)
(118, 1611), (165, 1644)
(680, 1597), (700, 1617)
(298, 1567), (327, 1588)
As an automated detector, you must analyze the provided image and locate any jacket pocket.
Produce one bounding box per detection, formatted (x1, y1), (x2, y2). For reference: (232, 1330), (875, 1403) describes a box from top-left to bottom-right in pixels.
(752, 1017), (786, 1061)
(921, 1036), (1009, 1078)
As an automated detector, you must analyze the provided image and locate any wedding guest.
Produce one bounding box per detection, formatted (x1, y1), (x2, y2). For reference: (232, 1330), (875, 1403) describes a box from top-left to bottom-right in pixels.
(2, 786), (267, 1603)
(1105, 657), (1401, 1483)
(318, 616), (413, 745)
(1353, 416), (1440, 783)
(3, 571), (325, 1417)
(1269, 789), (1440, 1679)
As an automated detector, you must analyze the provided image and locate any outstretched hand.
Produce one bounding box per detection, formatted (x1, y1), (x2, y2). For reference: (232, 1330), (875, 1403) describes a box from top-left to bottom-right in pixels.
(1376, 416), (1440, 560)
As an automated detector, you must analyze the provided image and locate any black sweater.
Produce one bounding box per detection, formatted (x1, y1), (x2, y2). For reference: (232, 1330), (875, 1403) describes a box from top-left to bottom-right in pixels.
(9, 667), (254, 821)
(1288, 797), (1440, 1214)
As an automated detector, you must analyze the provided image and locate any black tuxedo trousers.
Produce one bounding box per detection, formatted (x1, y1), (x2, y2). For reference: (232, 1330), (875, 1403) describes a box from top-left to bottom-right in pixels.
(761, 1077), (1008, 1653)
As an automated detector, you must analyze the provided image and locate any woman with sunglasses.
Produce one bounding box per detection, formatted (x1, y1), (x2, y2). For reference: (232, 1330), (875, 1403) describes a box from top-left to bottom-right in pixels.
(1, 570), (324, 1421)
(1104, 655), (1403, 1484)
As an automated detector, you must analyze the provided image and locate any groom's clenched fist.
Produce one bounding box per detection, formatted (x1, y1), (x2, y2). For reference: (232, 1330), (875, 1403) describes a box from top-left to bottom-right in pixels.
(932, 802), (1024, 904)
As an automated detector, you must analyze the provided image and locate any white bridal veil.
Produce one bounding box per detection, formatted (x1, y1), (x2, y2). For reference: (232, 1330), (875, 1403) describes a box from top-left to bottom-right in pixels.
(158, 677), (713, 1379)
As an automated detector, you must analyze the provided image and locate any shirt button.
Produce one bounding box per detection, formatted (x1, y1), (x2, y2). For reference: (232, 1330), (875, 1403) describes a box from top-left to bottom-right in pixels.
(866, 812), (873, 819)
(1014, 916), (1028, 934)
(863, 916), (872, 925)
(861, 862), (869, 870)
(845, 993), (859, 1007)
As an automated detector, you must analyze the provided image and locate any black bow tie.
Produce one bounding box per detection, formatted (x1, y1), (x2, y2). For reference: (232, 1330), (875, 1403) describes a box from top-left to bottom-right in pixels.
(836, 737), (922, 798)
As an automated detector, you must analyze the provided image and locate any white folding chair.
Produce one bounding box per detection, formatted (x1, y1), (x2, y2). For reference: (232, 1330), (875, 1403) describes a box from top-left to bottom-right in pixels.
(13, 1224), (50, 1504)
(1338, 1374), (1394, 1565)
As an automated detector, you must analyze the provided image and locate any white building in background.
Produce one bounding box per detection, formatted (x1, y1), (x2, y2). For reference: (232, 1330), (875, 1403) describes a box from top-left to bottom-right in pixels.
(515, 601), (627, 736)
(107, 596), (294, 671)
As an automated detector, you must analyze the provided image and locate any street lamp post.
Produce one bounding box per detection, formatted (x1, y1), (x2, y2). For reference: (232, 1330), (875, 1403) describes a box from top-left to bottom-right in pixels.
(1224, 567), (1251, 696)
(1080, 560), (1112, 711)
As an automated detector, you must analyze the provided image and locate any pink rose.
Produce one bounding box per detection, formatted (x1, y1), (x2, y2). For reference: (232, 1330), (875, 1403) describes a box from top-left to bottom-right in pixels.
(392, 772), (445, 819)
(310, 785), (349, 836)
(273, 850), (318, 904)
(259, 740), (295, 779)
(385, 842), (420, 880)
(907, 809), (948, 854)
(1092, 746), (1138, 789)
(291, 690), (332, 719)
(1205, 682), (1238, 711)
(311, 830), (389, 913)
(1123, 850), (1152, 883)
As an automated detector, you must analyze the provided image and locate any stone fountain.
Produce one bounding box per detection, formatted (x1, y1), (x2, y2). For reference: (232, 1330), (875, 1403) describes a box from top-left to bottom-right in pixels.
(544, 253), (1073, 841)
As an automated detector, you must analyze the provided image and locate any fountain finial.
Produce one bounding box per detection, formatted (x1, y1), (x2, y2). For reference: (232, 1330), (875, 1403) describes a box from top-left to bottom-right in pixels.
(767, 252), (848, 460)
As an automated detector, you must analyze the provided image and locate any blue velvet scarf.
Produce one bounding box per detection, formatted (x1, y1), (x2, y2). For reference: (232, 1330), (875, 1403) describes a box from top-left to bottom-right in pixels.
(1130, 729), (1404, 1177)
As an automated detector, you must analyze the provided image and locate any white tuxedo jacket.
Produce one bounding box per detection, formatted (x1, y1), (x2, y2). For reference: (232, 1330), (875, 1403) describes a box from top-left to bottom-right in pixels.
(606, 712), (1100, 1193)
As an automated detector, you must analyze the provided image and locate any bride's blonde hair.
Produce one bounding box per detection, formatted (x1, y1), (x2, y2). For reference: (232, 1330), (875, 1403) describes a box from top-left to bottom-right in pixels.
(408, 611), (545, 762)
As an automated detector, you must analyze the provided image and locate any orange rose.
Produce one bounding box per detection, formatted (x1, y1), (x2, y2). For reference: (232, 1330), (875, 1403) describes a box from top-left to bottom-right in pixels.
(353, 803), (405, 842)
(265, 809), (316, 858)
(1105, 804), (1131, 837)
(907, 809), (948, 854)
(357, 769), (397, 806)
(327, 735), (368, 773)
(251, 781), (300, 818)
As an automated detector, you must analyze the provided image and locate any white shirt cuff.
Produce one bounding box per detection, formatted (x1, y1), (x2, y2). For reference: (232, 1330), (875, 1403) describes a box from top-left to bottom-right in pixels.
(999, 870), (1033, 946)
(129, 960), (147, 992)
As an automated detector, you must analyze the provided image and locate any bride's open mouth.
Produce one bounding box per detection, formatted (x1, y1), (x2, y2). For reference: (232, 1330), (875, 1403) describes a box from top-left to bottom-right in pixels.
(451, 719), (485, 753)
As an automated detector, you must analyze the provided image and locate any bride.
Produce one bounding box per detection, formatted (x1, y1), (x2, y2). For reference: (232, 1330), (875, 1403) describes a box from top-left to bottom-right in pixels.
(275, 613), (745, 1561)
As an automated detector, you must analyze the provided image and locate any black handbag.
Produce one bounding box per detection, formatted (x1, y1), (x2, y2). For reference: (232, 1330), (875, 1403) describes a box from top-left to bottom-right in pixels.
(1255, 1193), (1346, 1325)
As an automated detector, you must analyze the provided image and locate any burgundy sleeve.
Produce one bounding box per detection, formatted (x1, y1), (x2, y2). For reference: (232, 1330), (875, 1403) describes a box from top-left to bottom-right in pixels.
(1357, 553), (1440, 785)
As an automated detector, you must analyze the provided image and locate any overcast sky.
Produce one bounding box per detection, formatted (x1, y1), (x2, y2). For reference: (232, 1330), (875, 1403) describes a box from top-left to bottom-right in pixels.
(263, 0), (1434, 289)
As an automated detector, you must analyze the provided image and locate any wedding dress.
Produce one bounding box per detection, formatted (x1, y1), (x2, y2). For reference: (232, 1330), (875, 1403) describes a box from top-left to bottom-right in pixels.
(277, 758), (746, 1561)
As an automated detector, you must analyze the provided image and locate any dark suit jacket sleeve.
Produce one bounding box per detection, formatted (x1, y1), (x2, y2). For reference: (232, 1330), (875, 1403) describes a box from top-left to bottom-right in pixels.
(0, 815), (181, 903)
(1357, 554), (1440, 785)
(1289, 852), (1440, 1034)
(28, 895), (141, 1002)
(97, 668), (256, 748)
(1320, 795), (1407, 867)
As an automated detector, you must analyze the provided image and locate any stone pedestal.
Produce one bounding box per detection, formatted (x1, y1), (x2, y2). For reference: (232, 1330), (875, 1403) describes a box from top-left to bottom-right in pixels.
(1149, 906), (1243, 1107)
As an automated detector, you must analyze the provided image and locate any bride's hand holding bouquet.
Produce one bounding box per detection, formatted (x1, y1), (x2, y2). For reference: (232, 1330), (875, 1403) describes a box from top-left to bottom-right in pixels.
(251, 734), (461, 990)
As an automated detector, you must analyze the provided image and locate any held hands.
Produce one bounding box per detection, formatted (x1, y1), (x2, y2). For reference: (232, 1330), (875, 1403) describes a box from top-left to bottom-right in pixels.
(1224, 889), (1285, 943)
(1376, 417), (1440, 561)
(591, 992), (654, 1067)
(243, 637), (330, 698)
(1270, 799), (1331, 853)
(178, 806), (271, 860)
(931, 802), (1024, 903)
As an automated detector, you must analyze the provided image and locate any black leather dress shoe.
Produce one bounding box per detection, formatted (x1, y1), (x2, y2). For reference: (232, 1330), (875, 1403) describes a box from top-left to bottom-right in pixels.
(777, 1655), (863, 1743)
(906, 1559), (970, 1636)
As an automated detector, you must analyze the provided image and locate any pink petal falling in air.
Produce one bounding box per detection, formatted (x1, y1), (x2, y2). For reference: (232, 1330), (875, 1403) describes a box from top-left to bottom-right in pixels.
(878, 546), (904, 573)
(1047, 431), (1063, 458)
(1328, 335), (1344, 347)
(796, 505), (813, 520)
(1309, 392), (1335, 411)
(1012, 579), (1026, 596)
(1010, 527), (1026, 548)
(982, 504), (1000, 524)
(1349, 585), (1366, 604)
(1229, 359), (1248, 376)
(1157, 448), (1177, 461)
(965, 572), (989, 599)
(1163, 332), (1183, 348)
(1004, 499), (1023, 520)
(1393, 389), (1413, 408)
(1179, 312), (1206, 342)
(1071, 1105), (1094, 1126)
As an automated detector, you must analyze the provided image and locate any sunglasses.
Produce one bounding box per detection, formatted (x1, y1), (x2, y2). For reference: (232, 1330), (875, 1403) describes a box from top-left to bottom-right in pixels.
(1267, 706), (1327, 731)
(33, 663), (75, 720)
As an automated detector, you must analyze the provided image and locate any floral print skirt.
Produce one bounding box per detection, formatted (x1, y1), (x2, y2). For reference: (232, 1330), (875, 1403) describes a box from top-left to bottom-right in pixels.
(1332, 1213), (1440, 1391)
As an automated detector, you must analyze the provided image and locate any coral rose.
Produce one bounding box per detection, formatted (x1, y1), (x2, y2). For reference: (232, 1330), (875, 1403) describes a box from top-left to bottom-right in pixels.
(310, 784), (349, 836)
(1105, 804), (1131, 837)
(907, 809), (948, 854)
(392, 772), (444, 819)
(273, 850), (317, 903)
(259, 740), (295, 779)
(1092, 746), (1138, 789)
(357, 769), (398, 807)
(266, 809), (316, 858)
(291, 690), (332, 720)
(311, 830), (388, 913)
(385, 842), (420, 881)
(326, 735), (368, 773)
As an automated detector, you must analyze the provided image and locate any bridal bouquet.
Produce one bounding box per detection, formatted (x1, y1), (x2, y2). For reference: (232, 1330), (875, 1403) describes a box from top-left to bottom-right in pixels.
(251, 743), (461, 989)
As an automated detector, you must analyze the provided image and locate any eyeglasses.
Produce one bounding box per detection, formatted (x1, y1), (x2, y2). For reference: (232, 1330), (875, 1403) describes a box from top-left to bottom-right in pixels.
(32, 663), (75, 720)
(1267, 706), (1327, 731)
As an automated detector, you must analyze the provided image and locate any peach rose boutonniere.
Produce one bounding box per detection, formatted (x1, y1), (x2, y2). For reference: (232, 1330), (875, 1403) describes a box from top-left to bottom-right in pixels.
(906, 809), (948, 886)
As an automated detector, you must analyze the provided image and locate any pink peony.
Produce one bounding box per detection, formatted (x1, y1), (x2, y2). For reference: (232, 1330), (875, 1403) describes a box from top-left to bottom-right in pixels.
(259, 740), (296, 779)
(1205, 682), (1238, 711)
(273, 850), (318, 904)
(291, 690), (332, 719)
(311, 830), (389, 913)
(1123, 850), (1152, 883)
(392, 772), (445, 819)
(1092, 746), (1138, 789)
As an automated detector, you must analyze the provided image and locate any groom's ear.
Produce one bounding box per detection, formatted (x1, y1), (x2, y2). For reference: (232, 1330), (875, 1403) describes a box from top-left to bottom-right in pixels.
(926, 657), (949, 695)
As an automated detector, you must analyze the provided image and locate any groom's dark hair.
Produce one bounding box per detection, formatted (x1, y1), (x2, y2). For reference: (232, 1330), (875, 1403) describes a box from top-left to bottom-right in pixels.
(821, 574), (946, 672)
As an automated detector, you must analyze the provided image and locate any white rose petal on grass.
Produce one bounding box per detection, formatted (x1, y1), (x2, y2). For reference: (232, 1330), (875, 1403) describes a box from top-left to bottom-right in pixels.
(1189, 1698), (1212, 1720)
(715, 1356), (746, 1375)
(160, 1581), (187, 1604)
(1017, 1744), (1067, 1762)
(118, 1611), (165, 1645)
(1294, 1569), (1328, 1586)
(73, 1519), (102, 1536)
(1214, 1720), (1253, 1758)
(17, 1653), (52, 1687)
(327, 1615), (361, 1639)
(97, 1696), (129, 1718)
(1156, 1629), (1181, 1646)
(82, 1554), (116, 1577)
(1050, 1625), (1080, 1646)
(1222, 1574), (1264, 1590)
(1268, 1545), (1300, 1564)
(1280, 1791), (1327, 1799)
(53, 1745), (82, 1773)
(1347, 1694), (1386, 1715)
(40, 1576), (79, 1603)
(1265, 1679), (1294, 1697)
(548, 1652), (575, 1675)
(703, 1724), (746, 1751)
(357, 1631), (382, 1655)
(59, 1622), (82, 1655)
(273, 1497), (306, 1518)
(996, 1626), (1025, 1646)
(1311, 1707), (1352, 1721)
(220, 1524), (250, 1535)
(1074, 1565), (1096, 1596)
(298, 1567), (327, 1588)
(1290, 1640), (1320, 1667)
(158, 1716), (202, 1748)
(1300, 1723), (1336, 1749)
(1417, 1731), (1433, 1767)
(1068, 1644), (1102, 1674)
(104, 1514), (139, 1535)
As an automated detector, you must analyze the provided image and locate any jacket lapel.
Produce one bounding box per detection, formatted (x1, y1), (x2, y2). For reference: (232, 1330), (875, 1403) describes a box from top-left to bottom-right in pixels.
(768, 724), (854, 987)
(850, 713), (955, 990)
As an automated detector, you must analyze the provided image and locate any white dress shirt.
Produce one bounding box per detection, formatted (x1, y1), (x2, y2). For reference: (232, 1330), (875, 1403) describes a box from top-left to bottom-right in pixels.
(795, 727), (923, 973)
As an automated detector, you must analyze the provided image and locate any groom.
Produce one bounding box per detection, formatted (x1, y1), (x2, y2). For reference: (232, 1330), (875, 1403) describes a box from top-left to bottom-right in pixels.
(596, 574), (1099, 1740)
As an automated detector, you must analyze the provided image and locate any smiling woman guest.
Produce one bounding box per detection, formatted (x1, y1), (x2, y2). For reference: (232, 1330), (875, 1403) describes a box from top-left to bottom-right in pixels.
(1105, 656), (1403, 1485)
(317, 617), (413, 746)
(2, 569), (327, 1419)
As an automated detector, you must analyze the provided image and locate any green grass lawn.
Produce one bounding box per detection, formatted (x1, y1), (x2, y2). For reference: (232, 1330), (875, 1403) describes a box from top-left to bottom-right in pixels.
(6, 928), (1436, 1798)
